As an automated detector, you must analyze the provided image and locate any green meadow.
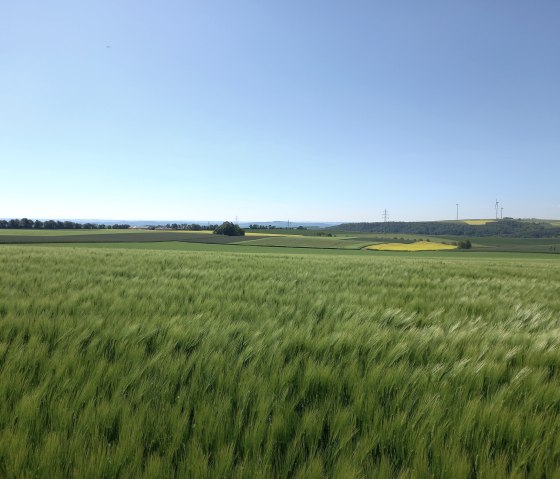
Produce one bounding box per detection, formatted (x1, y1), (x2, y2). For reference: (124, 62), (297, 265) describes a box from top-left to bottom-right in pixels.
(1, 245), (559, 478)
(239, 236), (376, 250)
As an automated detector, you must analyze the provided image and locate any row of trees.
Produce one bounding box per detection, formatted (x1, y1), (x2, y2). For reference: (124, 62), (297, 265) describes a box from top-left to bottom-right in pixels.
(249, 224), (278, 230)
(147, 223), (218, 231)
(332, 220), (560, 238)
(0, 218), (130, 230)
(248, 224), (308, 230)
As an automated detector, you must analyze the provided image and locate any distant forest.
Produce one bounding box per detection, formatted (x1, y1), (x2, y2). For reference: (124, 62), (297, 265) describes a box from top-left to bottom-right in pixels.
(0, 218), (220, 231)
(331, 220), (560, 238)
(0, 219), (130, 230)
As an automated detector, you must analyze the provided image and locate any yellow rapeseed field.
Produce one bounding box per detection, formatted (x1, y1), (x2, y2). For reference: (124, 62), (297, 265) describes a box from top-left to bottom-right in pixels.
(367, 241), (457, 251)
(463, 219), (495, 225)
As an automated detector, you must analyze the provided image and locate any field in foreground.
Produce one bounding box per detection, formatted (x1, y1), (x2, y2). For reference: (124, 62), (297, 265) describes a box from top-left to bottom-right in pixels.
(1, 246), (560, 478)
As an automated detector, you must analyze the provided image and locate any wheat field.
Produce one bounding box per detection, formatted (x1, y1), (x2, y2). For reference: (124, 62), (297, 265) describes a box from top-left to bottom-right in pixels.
(0, 246), (559, 478)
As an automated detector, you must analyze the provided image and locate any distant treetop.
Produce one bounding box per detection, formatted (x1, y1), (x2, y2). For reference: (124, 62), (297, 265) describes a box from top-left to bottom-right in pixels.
(213, 221), (245, 236)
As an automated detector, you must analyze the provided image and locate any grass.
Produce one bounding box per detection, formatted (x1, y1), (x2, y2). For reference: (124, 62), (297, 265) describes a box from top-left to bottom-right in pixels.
(245, 232), (303, 237)
(0, 232), (267, 245)
(29, 242), (372, 256)
(7, 241), (559, 260)
(1, 245), (560, 478)
(239, 236), (375, 250)
(466, 238), (560, 254)
(367, 241), (457, 252)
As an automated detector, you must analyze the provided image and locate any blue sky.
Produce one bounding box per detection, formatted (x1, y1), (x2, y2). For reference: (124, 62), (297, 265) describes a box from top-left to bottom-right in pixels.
(1, 1), (559, 222)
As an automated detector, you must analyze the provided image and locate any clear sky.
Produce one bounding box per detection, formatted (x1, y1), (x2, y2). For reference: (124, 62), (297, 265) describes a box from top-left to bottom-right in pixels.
(1, 1), (559, 222)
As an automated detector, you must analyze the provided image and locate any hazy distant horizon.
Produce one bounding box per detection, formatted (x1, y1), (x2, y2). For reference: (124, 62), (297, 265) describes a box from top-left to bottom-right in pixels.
(2, 215), (558, 226)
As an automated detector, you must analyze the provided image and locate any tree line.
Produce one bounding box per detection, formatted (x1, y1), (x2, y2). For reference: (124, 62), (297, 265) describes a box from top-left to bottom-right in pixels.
(331, 220), (560, 238)
(147, 224), (218, 231)
(0, 218), (130, 230)
(248, 224), (307, 230)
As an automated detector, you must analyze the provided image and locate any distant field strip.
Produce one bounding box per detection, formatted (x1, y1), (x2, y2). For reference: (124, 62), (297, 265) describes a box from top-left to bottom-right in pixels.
(245, 232), (303, 237)
(463, 219), (496, 225)
(8, 242), (559, 260)
(367, 241), (457, 251)
(30, 242), (375, 255)
(468, 237), (560, 254)
(0, 232), (270, 244)
(239, 236), (377, 249)
(1, 246), (560, 478)
(471, 244), (560, 254)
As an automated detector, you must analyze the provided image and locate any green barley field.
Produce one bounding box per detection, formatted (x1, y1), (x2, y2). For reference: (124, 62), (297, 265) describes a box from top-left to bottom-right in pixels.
(1, 245), (560, 478)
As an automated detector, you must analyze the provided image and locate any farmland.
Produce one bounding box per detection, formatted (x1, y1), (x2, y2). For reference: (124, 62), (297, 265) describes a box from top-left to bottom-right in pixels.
(366, 241), (457, 252)
(239, 236), (376, 250)
(1, 244), (560, 478)
(0, 231), (268, 245)
(463, 220), (495, 225)
(2, 228), (560, 255)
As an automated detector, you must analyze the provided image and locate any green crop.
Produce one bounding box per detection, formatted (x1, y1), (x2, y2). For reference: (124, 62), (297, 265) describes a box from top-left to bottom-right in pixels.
(0, 246), (559, 478)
